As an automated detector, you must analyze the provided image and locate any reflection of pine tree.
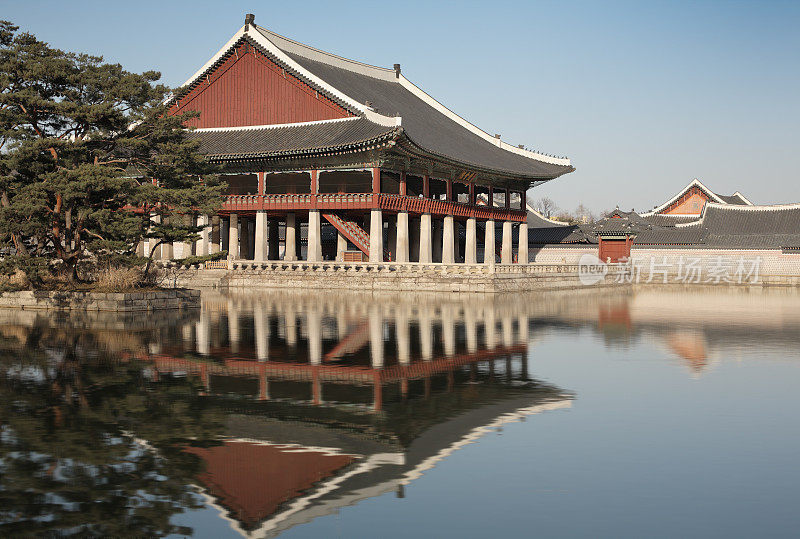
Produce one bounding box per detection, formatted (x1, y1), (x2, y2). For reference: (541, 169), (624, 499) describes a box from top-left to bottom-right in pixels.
(0, 324), (226, 536)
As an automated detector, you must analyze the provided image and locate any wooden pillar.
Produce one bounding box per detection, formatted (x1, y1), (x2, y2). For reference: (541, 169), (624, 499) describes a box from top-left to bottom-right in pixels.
(399, 172), (407, 196)
(469, 182), (475, 205)
(257, 172), (265, 196)
(423, 175), (430, 199)
(488, 187), (494, 207)
(372, 167), (380, 194)
(446, 178), (453, 202)
(505, 188), (511, 209)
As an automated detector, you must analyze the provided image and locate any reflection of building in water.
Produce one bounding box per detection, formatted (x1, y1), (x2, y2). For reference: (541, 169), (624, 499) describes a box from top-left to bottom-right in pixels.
(139, 291), (572, 537)
(528, 287), (800, 374)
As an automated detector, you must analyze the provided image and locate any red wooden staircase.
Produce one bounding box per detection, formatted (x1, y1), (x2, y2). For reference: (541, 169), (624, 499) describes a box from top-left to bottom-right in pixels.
(322, 213), (392, 261)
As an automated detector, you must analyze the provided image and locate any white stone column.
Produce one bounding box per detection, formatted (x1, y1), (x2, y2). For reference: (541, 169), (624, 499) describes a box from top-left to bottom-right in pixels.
(484, 219), (495, 265)
(419, 306), (433, 361)
(396, 212), (410, 263)
(442, 304), (456, 356)
(465, 217), (477, 264)
(336, 233), (347, 261)
(518, 222), (529, 264)
(284, 213), (297, 261)
(228, 213), (239, 259)
(254, 210), (267, 261)
(307, 210), (322, 262)
(501, 220), (513, 264)
(369, 208), (383, 262)
(442, 215), (455, 264)
(196, 215), (210, 257)
(465, 306), (478, 353)
(518, 314), (529, 344)
(419, 214), (433, 263)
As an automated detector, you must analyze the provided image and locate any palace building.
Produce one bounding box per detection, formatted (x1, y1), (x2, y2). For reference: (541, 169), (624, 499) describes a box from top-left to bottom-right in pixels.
(163, 14), (573, 264)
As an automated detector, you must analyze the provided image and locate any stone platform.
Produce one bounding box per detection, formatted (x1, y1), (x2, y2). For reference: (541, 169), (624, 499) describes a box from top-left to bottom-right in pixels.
(166, 262), (625, 293)
(0, 289), (201, 311)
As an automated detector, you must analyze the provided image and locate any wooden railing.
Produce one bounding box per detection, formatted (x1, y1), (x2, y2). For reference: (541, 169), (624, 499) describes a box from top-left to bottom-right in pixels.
(221, 193), (527, 222)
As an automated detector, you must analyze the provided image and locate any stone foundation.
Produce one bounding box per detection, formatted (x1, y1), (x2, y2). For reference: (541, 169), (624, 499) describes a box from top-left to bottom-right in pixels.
(0, 289), (201, 311)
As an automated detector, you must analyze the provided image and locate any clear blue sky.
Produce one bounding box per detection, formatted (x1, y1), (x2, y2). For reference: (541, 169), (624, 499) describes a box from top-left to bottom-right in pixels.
(4, 0), (799, 213)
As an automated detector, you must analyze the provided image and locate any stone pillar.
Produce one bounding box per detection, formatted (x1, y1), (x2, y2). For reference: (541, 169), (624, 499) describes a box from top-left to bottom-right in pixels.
(442, 215), (455, 264)
(432, 219), (443, 263)
(369, 208), (383, 262)
(307, 210), (322, 262)
(160, 240), (173, 261)
(465, 217), (477, 264)
(501, 220), (513, 264)
(210, 216), (221, 254)
(336, 233), (347, 261)
(518, 222), (529, 264)
(268, 219), (279, 260)
(396, 212), (410, 263)
(196, 215), (210, 257)
(228, 213), (239, 259)
(419, 214), (432, 263)
(284, 213), (297, 261)
(484, 219), (495, 265)
(254, 211), (267, 261)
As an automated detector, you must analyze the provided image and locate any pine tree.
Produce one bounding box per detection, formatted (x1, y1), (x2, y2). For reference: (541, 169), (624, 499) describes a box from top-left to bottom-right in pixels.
(0, 21), (222, 286)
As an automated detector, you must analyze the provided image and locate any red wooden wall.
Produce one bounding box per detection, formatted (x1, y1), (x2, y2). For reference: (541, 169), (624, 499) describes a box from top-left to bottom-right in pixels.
(173, 42), (353, 128)
(598, 237), (632, 263)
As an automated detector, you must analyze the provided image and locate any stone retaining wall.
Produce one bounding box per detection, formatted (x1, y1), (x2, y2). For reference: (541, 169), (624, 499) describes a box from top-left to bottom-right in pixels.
(0, 289), (201, 311)
(168, 263), (626, 293)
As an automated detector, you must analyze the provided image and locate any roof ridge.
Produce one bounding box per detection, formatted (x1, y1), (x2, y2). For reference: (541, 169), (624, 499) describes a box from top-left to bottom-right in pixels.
(255, 25), (396, 81)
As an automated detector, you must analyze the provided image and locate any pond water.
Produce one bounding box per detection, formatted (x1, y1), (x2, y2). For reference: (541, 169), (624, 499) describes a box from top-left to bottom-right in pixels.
(0, 287), (798, 538)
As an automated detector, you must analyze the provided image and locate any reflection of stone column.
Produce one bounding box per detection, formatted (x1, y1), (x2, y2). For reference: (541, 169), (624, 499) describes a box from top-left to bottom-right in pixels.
(419, 306), (433, 361)
(268, 219), (279, 260)
(284, 213), (297, 261)
(442, 215), (455, 264)
(307, 307), (322, 365)
(419, 214), (432, 263)
(396, 212), (409, 262)
(210, 215), (221, 254)
(336, 233), (347, 261)
(254, 306), (268, 361)
(484, 219), (495, 265)
(369, 209), (383, 262)
(501, 220), (513, 264)
(442, 304), (455, 356)
(518, 222), (529, 264)
(484, 306), (497, 350)
(307, 210), (322, 262)
(228, 213), (239, 259)
(396, 307), (410, 365)
(227, 299), (240, 353)
(195, 310), (210, 356)
(254, 211), (267, 261)
(369, 306), (384, 368)
(285, 305), (297, 347)
(518, 315), (529, 344)
(432, 219), (443, 262)
(502, 315), (514, 348)
(465, 217), (477, 264)
(465, 305), (478, 353)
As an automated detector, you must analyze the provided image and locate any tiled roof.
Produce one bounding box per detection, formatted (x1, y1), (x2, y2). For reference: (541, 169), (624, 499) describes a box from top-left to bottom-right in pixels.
(634, 224), (704, 245)
(188, 118), (398, 160)
(256, 26), (573, 180)
(529, 225), (598, 245)
(640, 214), (699, 227)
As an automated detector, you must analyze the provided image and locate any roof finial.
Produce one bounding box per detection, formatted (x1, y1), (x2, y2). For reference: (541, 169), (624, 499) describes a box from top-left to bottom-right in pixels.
(244, 13), (255, 30)
(394, 64), (401, 78)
